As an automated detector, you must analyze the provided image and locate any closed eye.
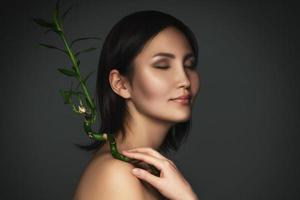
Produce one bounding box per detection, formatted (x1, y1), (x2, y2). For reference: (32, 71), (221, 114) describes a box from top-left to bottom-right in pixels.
(154, 63), (197, 69)
(153, 58), (197, 70)
(154, 65), (169, 69)
(187, 62), (197, 69)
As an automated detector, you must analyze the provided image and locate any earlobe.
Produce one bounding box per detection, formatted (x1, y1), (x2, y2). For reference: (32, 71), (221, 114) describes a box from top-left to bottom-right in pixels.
(109, 69), (131, 99)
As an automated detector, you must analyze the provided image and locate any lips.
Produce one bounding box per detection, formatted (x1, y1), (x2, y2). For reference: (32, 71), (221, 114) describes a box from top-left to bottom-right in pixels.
(172, 94), (192, 100)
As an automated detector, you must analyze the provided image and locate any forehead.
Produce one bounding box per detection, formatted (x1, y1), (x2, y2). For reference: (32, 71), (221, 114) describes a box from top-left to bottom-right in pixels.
(137, 26), (193, 60)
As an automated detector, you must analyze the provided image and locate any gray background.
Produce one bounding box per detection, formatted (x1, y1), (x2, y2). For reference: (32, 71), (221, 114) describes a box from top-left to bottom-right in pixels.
(1, 0), (299, 199)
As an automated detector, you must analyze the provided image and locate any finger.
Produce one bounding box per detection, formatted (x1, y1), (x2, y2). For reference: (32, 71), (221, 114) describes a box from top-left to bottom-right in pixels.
(122, 151), (164, 171)
(131, 168), (160, 188)
(124, 148), (178, 170)
(125, 147), (167, 160)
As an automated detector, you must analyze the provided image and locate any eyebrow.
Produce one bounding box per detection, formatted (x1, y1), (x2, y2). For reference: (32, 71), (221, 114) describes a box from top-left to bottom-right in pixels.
(152, 52), (195, 61)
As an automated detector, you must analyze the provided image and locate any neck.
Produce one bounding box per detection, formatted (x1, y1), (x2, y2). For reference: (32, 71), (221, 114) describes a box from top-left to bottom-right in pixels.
(118, 114), (174, 151)
(97, 103), (175, 155)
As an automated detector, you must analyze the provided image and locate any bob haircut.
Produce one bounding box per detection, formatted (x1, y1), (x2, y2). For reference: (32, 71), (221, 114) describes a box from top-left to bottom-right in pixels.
(76, 10), (199, 155)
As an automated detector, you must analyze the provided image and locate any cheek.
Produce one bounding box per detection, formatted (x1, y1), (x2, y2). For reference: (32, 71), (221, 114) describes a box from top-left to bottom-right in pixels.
(190, 72), (201, 94)
(132, 69), (171, 109)
(190, 71), (201, 100)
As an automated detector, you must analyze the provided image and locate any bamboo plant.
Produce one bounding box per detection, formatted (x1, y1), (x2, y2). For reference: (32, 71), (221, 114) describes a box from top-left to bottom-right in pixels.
(32, 0), (159, 177)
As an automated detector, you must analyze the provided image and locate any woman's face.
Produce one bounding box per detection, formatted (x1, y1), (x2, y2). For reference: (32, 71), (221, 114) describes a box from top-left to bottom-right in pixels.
(128, 26), (201, 124)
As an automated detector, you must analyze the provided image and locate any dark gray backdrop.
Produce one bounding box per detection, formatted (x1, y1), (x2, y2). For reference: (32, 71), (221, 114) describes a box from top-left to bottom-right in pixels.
(1, 0), (299, 199)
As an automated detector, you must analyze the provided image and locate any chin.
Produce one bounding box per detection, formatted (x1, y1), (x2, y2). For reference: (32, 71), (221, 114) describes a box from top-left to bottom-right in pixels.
(171, 112), (192, 122)
(176, 117), (191, 123)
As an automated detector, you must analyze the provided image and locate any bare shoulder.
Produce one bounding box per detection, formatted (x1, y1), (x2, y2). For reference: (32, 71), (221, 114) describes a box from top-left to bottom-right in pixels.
(73, 153), (147, 200)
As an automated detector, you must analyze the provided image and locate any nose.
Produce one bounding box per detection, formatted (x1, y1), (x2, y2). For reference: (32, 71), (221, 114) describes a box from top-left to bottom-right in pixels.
(176, 66), (191, 90)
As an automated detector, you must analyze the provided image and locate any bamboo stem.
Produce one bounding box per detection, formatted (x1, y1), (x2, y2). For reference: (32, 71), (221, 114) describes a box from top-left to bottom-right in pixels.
(34, 1), (160, 177)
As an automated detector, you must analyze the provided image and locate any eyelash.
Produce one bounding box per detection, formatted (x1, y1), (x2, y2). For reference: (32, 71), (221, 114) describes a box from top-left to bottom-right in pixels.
(155, 63), (197, 69)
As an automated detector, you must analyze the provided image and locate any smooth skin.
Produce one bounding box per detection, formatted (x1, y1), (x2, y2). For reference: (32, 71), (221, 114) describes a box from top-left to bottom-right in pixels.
(123, 147), (199, 200)
(73, 26), (201, 200)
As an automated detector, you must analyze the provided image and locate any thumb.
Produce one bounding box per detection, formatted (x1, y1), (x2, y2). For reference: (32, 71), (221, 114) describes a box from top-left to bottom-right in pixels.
(132, 168), (160, 187)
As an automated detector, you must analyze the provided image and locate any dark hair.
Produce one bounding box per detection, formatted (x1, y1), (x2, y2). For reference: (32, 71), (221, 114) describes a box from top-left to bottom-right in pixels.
(76, 10), (198, 155)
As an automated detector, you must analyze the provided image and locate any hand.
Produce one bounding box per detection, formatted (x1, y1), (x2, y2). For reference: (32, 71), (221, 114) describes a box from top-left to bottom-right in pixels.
(122, 147), (199, 200)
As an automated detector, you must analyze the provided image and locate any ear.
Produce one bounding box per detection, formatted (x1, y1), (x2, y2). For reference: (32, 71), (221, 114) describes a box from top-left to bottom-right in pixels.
(109, 69), (131, 99)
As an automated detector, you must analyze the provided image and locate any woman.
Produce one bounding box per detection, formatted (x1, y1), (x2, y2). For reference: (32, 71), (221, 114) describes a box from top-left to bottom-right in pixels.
(73, 10), (201, 200)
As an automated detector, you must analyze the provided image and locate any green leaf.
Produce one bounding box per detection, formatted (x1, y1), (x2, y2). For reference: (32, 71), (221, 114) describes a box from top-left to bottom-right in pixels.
(73, 91), (85, 96)
(71, 37), (102, 46)
(75, 70), (95, 90)
(62, 4), (74, 21)
(59, 88), (85, 105)
(52, 0), (62, 32)
(44, 28), (53, 34)
(74, 70), (95, 91)
(53, 29), (63, 35)
(43, 29), (62, 35)
(57, 68), (76, 77)
(31, 18), (55, 28)
(75, 47), (98, 56)
(74, 81), (81, 91)
(83, 70), (95, 83)
(52, 6), (58, 25)
(71, 66), (77, 72)
(86, 97), (94, 109)
(59, 89), (72, 104)
(39, 43), (66, 54)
